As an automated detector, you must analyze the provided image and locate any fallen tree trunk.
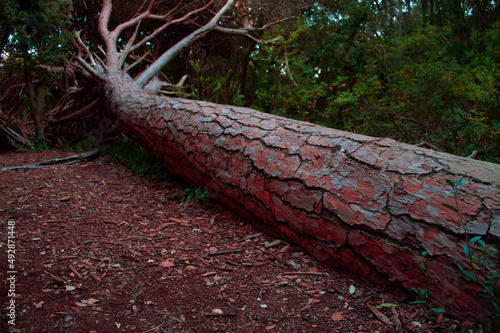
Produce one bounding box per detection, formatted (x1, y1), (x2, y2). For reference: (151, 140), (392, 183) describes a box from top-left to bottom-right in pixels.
(105, 73), (500, 323)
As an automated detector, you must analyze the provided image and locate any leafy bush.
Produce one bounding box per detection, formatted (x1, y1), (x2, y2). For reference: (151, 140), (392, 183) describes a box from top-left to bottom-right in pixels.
(106, 140), (170, 181)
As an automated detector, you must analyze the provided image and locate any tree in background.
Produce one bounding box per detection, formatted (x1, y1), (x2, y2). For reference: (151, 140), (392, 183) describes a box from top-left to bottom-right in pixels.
(242, 0), (499, 162)
(0, 0), (72, 142)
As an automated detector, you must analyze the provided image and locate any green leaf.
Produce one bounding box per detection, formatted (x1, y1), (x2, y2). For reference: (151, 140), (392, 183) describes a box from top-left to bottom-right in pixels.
(409, 300), (426, 304)
(442, 203), (459, 212)
(484, 283), (495, 295)
(421, 251), (428, 257)
(479, 293), (492, 299)
(445, 191), (455, 198)
(454, 178), (464, 188)
(464, 245), (471, 259)
(432, 307), (446, 313)
(446, 179), (455, 187)
(380, 303), (398, 307)
(470, 236), (481, 244)
(459, 267), (478, 283)
(491, 300), (500, 312)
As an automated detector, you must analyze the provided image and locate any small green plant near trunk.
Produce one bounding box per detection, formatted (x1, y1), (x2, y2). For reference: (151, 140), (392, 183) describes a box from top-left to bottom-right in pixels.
(444, 178), (500, 322)
(410, 251), (446, 314)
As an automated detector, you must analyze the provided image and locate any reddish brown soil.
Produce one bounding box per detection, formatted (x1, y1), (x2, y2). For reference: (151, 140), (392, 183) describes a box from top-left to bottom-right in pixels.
(0, 151), (479, 332)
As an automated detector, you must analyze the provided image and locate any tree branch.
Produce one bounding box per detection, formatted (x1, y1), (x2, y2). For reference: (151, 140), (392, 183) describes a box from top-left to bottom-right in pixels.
(128, 1), (215, 55)
(133, 0), (235, 89)
(212, 16), (293, 43)
(125, 51), (151, 73)
(99, 0), (122, 68)
(212, 26), (282, 44)
(74, 31), (97, 67)
(75, 56), (106, 81)
(117, 20), (142, 70)
(49, 98), (103, 125)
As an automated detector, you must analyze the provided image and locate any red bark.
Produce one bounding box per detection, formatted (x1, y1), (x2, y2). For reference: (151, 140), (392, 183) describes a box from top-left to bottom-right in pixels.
(105, 73), (500, 323)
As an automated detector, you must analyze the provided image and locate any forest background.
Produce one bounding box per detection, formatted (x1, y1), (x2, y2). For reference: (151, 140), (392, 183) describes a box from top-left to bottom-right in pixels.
(0, 0), (499, 163)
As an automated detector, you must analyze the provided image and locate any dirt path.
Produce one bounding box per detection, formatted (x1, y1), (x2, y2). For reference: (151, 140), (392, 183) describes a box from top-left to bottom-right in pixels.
(0, 150), (471, 332)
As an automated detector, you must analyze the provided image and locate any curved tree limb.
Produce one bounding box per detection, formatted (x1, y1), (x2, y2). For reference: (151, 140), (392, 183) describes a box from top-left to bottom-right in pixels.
(49, 98), (103, 125)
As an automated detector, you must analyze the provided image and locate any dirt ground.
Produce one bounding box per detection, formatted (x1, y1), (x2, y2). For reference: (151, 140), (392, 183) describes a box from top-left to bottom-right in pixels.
(0, 150), (484, 332)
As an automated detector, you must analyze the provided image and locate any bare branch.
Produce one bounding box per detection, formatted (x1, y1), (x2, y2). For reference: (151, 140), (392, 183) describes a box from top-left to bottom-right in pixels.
(75, 56), (106, 81)
(49, 98), (103, 125)
(117, 20), (142, 69)
(111, 8), (151, 40)
(98, 0), (121, 67)
(129, 1), (215, 55)
(260, 16), (295, 30)
(125, 51), (151, 73)
(148, 1), (198, 20)
(97, 45), (107, 57)
(212, 15), (294, 43)
(212, 26), (282, 44)
(93, 52), (108, 72)
(133, 0), (235, 89)
(98, 0), (113, 45)
(0, 82), (37, 102)
(74, 31), (97, 67)
(284, 49), (298, 86)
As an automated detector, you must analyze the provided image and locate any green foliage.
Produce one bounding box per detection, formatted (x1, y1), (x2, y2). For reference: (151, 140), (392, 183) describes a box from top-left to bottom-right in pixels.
(107, 141), (211, 205)
(189, 58), (246, 106)
(409, 287), (428, 305)
(245, 1), (500, 162)
(4, 0), (73, 63)
(106, 140), (170, 182)
(410, 251), (447, 314)
(379, 303), (398, 307)
(19, 137), (50, 152)
(251, 18), (331, 123)
(173, 187), (210, 204)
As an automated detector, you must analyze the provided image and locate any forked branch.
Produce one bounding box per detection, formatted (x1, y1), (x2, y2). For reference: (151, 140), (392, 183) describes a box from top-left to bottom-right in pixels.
(133, 0), (236, 89)
(85, 0), (288, 89)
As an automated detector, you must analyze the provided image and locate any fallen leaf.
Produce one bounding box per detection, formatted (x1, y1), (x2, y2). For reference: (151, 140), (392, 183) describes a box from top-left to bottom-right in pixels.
(331, 312), (344, 321)
(265, 240), (281, 248)
(160, 259), (175, 267)
(35, 301), (45, 308)
(367, 304), (393, 326)
(349, 285), (356, 294)
(83, 298), (99, 305)
(265, 324), (276, 330)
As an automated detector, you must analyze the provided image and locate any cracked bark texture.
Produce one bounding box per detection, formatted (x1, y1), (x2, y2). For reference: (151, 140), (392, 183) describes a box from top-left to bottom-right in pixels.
(105, 74), (500, 323)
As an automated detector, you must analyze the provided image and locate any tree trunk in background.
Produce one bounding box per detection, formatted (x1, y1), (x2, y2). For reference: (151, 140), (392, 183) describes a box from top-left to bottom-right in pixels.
(105, 72), (500, 324)
(23, 60), (45, 139)
(241, 42), (256, 107)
